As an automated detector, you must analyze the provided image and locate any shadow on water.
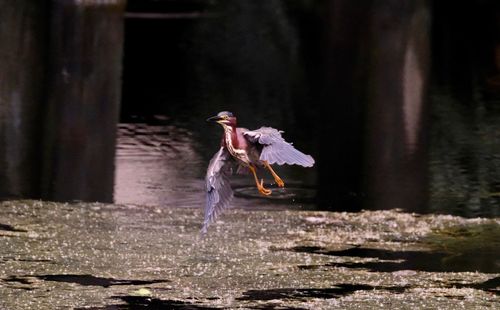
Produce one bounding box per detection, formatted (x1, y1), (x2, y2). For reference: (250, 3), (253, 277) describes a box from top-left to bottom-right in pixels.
(289, 246), (451, 272)
(233, 186), (316, 203)
(244, 305), (308, 310)
(424, 222), (500, 273)
(0, 223), (27, 232)
(286, 235), (500, 274)
(1, 258), (52, 264)
(449, 277), (500, 295)
(77, 296), (222, 310)
(236, 281), (498, 302)
(3, 276), (33, 285)
(237, 284), (407, 302)
(3, 274), (169, 288)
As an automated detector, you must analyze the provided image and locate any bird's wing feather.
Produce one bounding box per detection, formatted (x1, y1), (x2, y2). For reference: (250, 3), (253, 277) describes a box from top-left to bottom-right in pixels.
(243, 127), (315, 167)
(202, 147), (234, 234)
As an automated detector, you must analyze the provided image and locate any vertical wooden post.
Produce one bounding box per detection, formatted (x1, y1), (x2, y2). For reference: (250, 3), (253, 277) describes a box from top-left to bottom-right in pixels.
(319, 0), (430, 212)
(363, 0), (431, 212)
(317, 0), (372, 210)
(0, 1), (47, 199)
(42, 0), (125, 202)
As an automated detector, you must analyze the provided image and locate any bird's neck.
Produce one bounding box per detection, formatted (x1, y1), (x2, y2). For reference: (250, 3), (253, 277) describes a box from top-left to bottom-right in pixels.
(222, 125), (239, 149)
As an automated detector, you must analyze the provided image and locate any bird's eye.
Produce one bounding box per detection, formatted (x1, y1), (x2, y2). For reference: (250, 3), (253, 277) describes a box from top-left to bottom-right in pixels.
(223, 115), (229, 120)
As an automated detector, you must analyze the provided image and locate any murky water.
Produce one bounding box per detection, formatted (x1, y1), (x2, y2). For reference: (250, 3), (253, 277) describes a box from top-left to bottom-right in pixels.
(114, 87), (500, 218)
(0, 201), (498, 309)
(429, 90), (500, 217)
(116, 1), (500, 218)
(114, 122), (317, 212)
(114, 123), (205, 207)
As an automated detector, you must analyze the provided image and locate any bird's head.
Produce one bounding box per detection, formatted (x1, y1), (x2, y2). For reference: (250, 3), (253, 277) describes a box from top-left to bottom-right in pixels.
(206, 111), (237, 128)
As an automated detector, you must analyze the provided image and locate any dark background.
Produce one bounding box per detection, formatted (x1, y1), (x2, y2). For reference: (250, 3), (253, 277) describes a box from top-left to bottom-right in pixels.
(121, 0), (500, 217)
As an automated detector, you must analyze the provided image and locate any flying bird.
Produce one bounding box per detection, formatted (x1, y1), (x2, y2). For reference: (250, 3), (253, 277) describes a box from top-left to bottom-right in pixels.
(202, 111), (314, 233)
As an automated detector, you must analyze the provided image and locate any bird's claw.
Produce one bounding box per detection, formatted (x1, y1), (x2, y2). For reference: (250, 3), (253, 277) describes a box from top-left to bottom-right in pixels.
(275, 177), (285, 188)
(259, 188), (272, 196)
(258, 179), (272, 196)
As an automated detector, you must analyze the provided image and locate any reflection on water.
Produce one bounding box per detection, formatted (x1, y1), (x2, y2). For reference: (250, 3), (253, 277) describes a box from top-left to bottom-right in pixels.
(114, 123), (204, 207)
(114, 89), (500, 218)
(234, 186), (316, 202)
(430, 90), (500, 217)
(114, 123), (316, 211)
(115, 1), (500, 218)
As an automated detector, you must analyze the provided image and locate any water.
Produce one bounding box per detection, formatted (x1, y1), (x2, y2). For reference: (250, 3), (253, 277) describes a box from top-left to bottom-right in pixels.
(1, 201), (497, 309)
(429, 90), (500, 217)
(113, 87), (500, 218)
(114, 123), (205, 207)
(114, 122), (317, 212)
(117, 0), (500, 218)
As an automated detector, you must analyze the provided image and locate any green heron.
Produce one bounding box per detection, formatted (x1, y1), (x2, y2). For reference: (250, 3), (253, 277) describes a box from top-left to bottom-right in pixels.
(202, 111), (315, 233)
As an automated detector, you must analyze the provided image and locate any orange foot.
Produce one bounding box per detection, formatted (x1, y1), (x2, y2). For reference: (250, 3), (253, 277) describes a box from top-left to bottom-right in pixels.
(263, 160), (285, 188)
(274, 176), (285, 188)
(257, 179), (272, 196)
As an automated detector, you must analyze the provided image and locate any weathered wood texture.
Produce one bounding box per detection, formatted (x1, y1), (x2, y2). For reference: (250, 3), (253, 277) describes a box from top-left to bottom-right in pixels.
(364, 0), (431, 212)
(0, 1), (124, 202)
(319, 0), (430, 212)
(42, 0), (125, 202)
(318, 0), (373, 211)
(0, 2), (47, 198)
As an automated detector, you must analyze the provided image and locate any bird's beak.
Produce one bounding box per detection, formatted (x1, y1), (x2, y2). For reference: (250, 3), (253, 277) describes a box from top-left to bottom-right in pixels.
(206, 115), (222, 122)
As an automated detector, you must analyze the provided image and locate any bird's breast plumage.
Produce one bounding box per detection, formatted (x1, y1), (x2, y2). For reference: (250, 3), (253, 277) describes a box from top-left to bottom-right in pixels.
(222, 126), (251, 164)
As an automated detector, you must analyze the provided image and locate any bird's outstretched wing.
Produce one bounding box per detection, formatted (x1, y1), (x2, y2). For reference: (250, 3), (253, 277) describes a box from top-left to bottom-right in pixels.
(244, 127), (315, 167)
(202, 147), (234, 234)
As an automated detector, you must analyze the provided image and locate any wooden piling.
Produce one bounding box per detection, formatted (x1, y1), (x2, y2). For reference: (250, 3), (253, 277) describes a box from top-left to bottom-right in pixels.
(363, 0), (431, 212)
(318, 0), (431, 212)
(42, 0), (125, 202)
(317, 1), (372, 211)
(0, 1), (47, 199)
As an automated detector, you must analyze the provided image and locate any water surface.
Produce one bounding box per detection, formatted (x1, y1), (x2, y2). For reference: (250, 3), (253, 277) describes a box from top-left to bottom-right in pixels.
(114, 122), (317, 212)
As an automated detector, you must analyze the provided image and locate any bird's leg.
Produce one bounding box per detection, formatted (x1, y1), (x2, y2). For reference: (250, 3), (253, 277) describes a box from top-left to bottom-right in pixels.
(249, 165), (272, 196)
(263, 161), (285, 188)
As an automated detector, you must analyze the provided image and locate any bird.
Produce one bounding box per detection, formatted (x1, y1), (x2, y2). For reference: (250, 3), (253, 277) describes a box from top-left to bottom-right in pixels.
(202, 111), (315, 233)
